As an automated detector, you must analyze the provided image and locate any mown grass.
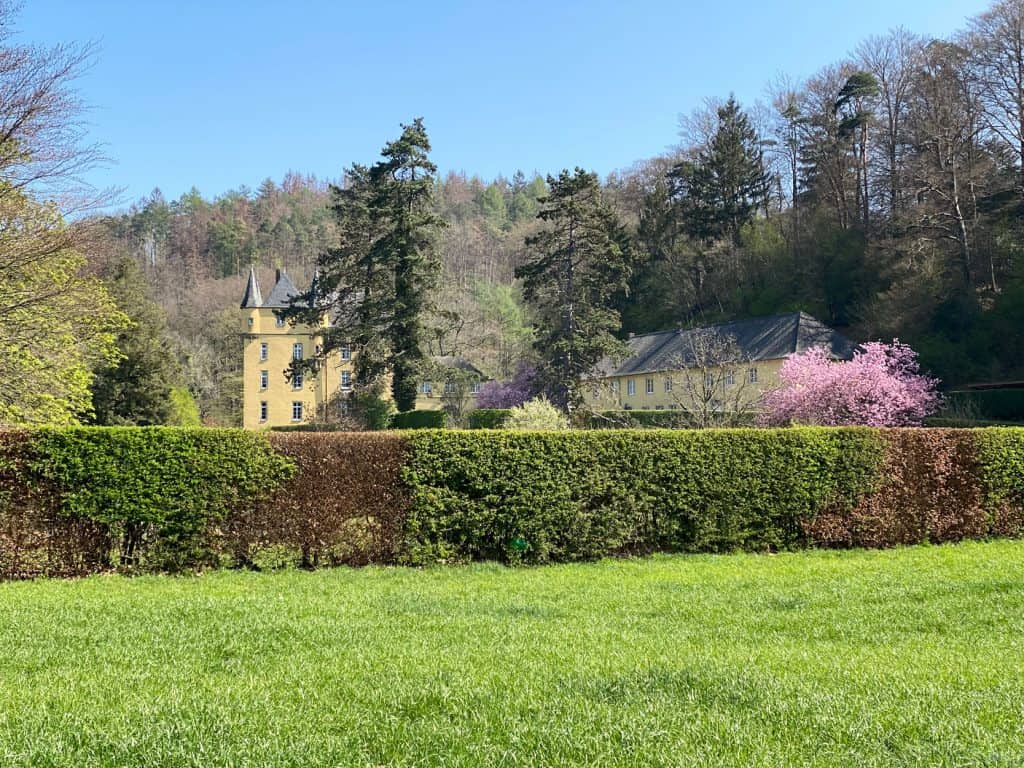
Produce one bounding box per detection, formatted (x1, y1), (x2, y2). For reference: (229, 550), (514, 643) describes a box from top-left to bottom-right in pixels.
(0, 542), (1022, 767)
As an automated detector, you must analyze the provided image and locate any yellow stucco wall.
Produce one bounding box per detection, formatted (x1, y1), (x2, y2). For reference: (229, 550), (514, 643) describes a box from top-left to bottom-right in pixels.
(583, 359), (786, 412)
(242, 305), (484, 427)
(241, 307), (354, 429)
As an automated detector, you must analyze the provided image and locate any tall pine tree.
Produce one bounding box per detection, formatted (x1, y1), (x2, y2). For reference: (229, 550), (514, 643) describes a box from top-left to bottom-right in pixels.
(671, 97), (772, 245)
(516, 168), (635, 412)
(286, 119), (443, 412)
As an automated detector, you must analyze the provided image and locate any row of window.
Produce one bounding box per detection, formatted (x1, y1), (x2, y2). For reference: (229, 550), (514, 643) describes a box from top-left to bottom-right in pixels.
(259, 401), (305, 423)
(418, 381), (483, 396)
(258, 342), (352, 362)
(258, 369), (352, 391)
(616, 368), (759, 396)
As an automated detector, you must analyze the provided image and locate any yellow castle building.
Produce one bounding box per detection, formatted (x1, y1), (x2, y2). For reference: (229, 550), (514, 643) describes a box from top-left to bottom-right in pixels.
(240, 266), (485, 429)
(240, 266), (351, 429)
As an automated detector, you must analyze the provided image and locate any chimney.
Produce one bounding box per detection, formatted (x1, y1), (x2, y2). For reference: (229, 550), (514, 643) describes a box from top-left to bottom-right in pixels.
(275, 267), (282, 282)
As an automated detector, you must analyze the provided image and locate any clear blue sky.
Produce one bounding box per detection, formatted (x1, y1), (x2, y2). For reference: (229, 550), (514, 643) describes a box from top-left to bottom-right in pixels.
(20, 0), (989, 207)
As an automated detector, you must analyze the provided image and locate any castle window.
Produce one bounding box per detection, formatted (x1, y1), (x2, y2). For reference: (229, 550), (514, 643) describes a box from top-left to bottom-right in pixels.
(259, 401), (268, 422)
(748, 367), (758, 384)
(259, 370), (268, 390)
(292, 343), (303, 361)
(292, 370), (304, 390)
(724, 372), (735, 387)
(275, 315), (285, 328)
(444, 381), (456, 394)
(259, 342), (268, 361)
(419, 381), (432, 395)
(291, 401), (304, 422)
(471, 381), (481, 394)
(665, 377), (673, 393)
(340, 371), (351, 390)
(627, 379), (636, 396)
(341, 345), (351, 361)
(248, 317), (254, 327)
(645, 378), (654, 394)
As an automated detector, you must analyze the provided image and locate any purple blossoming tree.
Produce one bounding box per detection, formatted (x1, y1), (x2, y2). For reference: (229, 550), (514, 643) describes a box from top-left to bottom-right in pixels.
(476, 363), (538, 409)
(761, 341), (942, 427)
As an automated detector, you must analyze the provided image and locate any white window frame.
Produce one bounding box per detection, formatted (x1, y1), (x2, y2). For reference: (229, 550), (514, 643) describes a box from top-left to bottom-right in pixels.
(627, 379), (636, 396)
(748, 367), (758, 384)
(724, 372), (735, 387)
(420, 381), (433, 395)
(664, 377), (673, 393)
(340, 345), (351, 361)
(275, 315), (286, 328)
(645, 378), (654, 395)
(259, 342), (268, 361)
(340, 370), (352, 390)
(259, 401), (268, 422)
(291, 401), (304, 422)
(292, 343), (303, 361)
(292, 370), (304, 390)
(259, 370), (268, 390)
(471, 381), (481, 394)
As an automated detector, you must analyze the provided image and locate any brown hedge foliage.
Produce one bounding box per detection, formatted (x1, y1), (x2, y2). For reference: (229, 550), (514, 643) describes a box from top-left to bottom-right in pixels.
(803, 429), (1017, 548)
(0, 430), (111, 578)
(225, 432), (410, 568)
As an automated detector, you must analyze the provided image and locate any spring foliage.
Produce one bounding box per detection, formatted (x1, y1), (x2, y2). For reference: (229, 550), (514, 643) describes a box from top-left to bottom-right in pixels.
(762, 341), (942, 426)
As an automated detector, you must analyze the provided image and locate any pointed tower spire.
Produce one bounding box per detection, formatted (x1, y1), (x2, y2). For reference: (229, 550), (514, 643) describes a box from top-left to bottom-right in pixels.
(240, 265), (263, 308)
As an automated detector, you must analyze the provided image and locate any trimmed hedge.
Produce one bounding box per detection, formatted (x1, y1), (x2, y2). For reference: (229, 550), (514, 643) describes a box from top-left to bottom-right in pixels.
(467, 409), (511, 429)
(390, 410), (447, 430)
(0, 428), (292, 576)
(400, 428), (886, 563)
(0, 426), (1022, 576)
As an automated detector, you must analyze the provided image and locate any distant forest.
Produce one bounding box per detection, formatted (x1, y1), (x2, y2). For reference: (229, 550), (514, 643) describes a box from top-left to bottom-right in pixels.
(96, 1), (1024, 425)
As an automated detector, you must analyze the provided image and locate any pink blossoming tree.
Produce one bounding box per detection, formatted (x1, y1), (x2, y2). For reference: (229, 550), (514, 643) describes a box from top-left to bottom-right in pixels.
(761, 341), (942, 427)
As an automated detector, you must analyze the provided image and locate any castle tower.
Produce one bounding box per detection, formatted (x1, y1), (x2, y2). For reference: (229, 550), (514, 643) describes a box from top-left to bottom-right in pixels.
(240, 266), (350, 429)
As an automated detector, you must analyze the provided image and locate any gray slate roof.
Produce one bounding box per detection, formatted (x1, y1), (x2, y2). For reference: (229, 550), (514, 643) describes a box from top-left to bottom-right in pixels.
(240, 266), (263, 308)
(597, 312), (853, 377)
(262, 269), (303, 308)
(239, 267), (308, 309)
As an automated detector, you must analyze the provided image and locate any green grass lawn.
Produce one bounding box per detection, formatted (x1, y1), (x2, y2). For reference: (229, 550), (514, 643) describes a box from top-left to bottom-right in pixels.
(1, 543), (1022, 767)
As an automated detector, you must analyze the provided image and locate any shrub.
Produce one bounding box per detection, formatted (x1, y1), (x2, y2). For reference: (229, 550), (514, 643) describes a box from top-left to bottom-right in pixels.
(468, 409), (511, 429)
(14, 427), (293, 572)
(390, 410), (448, 430)
(588, 410), (687, 429)
(400, 428), (886, 564)
(228, 433), (410, 568)
(504, 397), (570, 431)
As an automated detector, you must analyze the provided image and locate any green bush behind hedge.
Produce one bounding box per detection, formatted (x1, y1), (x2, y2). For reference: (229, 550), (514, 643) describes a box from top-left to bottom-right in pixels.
(467, 409), (511, 429)
(390, 410), (448, 430)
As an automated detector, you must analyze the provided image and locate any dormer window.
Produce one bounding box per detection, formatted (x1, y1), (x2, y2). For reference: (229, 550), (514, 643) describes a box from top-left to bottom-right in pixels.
(275, 315), (286, 328)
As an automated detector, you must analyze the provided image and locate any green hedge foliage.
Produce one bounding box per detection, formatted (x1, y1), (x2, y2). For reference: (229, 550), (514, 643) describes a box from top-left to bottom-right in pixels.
(467, 409), (511, 429)
(1, 426), (1022, 577)
(1, 428), (293, 575)
(390, 410), (448, 430)
(400, 428), (887, 563)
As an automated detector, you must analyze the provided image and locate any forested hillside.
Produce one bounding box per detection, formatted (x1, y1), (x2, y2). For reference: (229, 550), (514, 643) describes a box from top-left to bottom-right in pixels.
(94, 0), (1024, 425)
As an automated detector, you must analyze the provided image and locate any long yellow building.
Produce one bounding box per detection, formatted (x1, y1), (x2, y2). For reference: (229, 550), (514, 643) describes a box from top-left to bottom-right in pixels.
(583, 312), (852, 413)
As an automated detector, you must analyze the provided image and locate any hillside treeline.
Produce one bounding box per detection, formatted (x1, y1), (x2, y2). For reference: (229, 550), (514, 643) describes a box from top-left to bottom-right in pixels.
(96, 0), (1024, 424)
